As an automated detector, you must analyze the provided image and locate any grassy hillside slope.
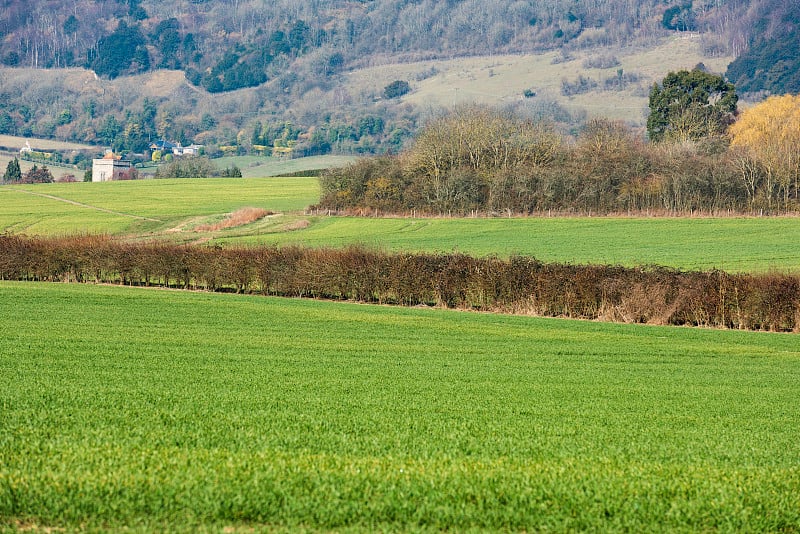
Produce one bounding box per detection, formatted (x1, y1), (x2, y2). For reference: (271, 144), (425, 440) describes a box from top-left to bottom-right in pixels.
(0, 178), (319, 235)
(352, 34), (732, 124)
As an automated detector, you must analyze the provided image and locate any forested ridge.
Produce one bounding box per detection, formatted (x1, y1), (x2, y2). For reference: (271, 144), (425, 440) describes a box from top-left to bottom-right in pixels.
(0, 0), (754, 81)
(0, 0), (797, 160)
(726, 0), (800, 95)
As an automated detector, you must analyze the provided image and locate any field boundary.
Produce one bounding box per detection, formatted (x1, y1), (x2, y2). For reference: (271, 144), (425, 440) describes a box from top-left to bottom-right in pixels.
(2, 235), (798, 332)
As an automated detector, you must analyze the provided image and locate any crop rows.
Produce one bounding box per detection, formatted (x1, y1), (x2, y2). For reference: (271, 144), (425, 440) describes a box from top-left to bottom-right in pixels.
(2, 234), (799, 331)
(226, 215), (800, 272)
(1, 282), (799, 531)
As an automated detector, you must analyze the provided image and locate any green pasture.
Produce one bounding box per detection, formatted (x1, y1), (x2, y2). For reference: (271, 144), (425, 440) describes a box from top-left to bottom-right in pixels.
(224, 215), (800, 273)
(0, 177), (319, 235)
(1, 282), (798, 531)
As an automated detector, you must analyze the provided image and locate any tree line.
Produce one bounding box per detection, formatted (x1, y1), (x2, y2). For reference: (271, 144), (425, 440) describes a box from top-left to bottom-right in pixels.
(319, 72), (800, 215)
(1, 234), (797, 332)
(2, 157), (54, 184)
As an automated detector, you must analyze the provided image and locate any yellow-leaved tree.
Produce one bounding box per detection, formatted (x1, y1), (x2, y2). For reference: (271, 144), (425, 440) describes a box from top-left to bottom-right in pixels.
(729, 94), (800, 209)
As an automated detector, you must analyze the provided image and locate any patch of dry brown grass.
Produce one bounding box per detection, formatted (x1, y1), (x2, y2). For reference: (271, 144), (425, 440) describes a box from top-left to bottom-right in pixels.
(281, 219), (311, 231)
(195, 207), (273, 232)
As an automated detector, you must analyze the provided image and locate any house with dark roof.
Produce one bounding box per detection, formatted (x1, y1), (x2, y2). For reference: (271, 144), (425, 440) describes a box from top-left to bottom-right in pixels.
(149, 139), (177, 152)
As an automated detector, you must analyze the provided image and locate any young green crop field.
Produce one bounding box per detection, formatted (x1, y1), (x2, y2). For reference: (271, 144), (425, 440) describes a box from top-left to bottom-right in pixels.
(1, 282), (798, 531)
(225, 215), (800, 273)
(2, 177), (800, 271)
(0, 178), (319, 235)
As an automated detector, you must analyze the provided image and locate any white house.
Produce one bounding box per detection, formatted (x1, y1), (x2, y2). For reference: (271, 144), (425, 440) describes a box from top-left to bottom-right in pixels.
(175, 144), (203, 156)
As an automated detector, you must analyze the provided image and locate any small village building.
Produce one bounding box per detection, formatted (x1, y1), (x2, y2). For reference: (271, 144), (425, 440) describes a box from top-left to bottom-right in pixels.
(150, 140), (203, 157)
(149, 139), (177, 153)
(175, 144), (203, 156)
(92, 152), (131, 182)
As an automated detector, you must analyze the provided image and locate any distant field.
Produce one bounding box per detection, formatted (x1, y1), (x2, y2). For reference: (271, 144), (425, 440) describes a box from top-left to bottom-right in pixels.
(213, 154), (358, 177)
(223, 215), (800, 273)
(1, 281), (798, 531)
(0, 153), (85, 182)
(0, 134), (99, 152)
(0, 178), (319, 235)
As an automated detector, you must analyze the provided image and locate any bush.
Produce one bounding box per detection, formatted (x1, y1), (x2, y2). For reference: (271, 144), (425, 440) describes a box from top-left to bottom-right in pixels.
(21, 165), (54, 184)
(383, 80), (411, 99)
(155, 157), (216, 178)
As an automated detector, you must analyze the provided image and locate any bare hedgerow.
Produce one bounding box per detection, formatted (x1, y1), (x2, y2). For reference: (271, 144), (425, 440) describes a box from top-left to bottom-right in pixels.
(1, 236), (799, 332)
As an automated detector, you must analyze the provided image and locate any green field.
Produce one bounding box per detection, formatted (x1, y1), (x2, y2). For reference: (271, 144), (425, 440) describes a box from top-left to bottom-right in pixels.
(212, 155), (358, 177)
(0, 178), (319, 235)
(1, 282), (798, 531)
(3, 178), (800, 271)
(223, 215), (800, 273)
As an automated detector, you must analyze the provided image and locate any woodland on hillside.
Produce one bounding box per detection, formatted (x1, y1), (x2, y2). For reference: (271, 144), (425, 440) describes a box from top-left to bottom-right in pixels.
(0, 0), (796, 159)
(0, 0), (753, 76)
(725, 0), (800, 95)
(0, 0), (769, 155)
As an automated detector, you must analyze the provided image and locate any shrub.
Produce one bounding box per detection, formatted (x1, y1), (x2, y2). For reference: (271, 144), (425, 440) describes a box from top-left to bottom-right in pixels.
(383, 80), (411, 99)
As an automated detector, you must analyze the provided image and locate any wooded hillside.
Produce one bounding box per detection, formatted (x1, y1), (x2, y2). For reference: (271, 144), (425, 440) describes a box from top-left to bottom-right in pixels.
(725, 0), (800, 95)
(1, 0), (794, 159)
(1, 0), (751, 89)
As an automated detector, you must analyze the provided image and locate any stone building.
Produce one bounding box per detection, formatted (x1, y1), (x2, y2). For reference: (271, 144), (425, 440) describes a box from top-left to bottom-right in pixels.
(92, 152), (131, 182)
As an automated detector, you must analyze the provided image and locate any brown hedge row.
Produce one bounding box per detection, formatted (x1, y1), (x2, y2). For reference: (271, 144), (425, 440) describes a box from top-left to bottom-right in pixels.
(1, 234), (798, 332)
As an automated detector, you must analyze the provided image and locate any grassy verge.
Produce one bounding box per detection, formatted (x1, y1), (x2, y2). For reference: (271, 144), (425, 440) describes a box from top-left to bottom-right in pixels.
(1, 282), (799, 531)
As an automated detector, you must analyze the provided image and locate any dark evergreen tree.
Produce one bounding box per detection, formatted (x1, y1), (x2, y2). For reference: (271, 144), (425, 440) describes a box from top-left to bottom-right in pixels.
(0, 112), (14, 134)
(647, 69), (737, 142)
(383, 80), (411, 99)
(89, 21), (148, 78)
(3, 157), (22, 182)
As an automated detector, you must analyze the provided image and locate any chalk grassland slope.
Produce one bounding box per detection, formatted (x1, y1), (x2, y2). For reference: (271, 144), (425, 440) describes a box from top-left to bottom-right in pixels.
(0, 134), (98, 152)
(347, 35), (732, 124)
(2, 178), (800, 272)
(0, 178), (320, 235)
(1, 282), (798, 531)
